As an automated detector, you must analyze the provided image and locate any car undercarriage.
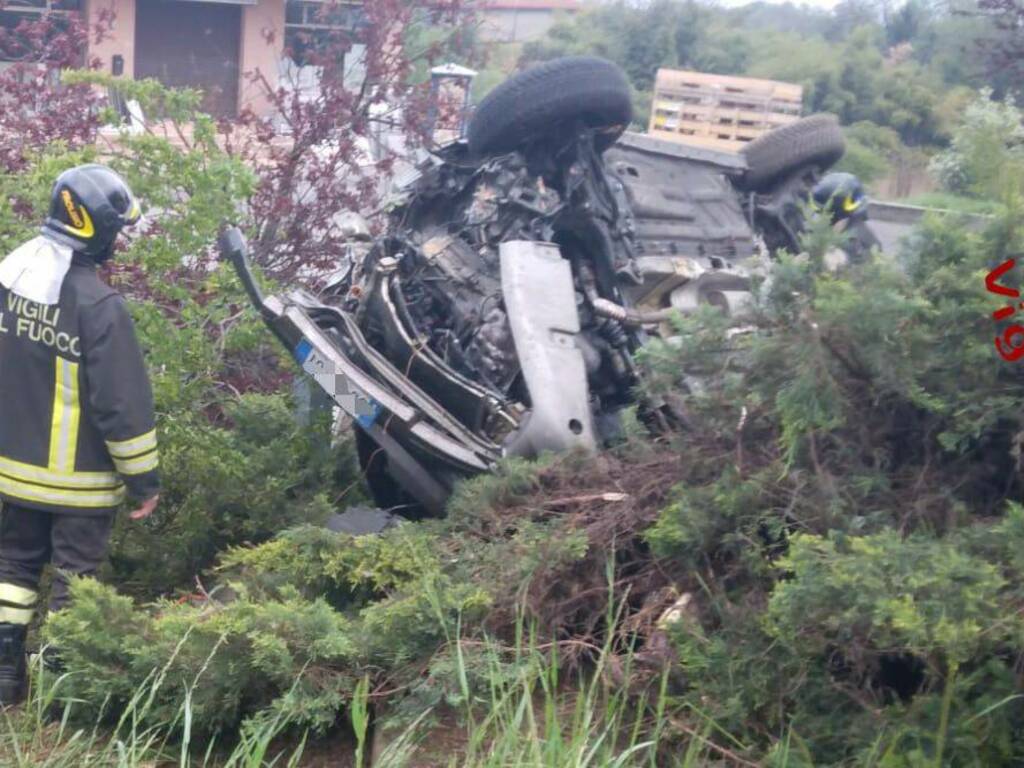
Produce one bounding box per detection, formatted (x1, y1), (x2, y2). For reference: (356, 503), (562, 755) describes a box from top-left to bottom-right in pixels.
(221, 56), (875, 519)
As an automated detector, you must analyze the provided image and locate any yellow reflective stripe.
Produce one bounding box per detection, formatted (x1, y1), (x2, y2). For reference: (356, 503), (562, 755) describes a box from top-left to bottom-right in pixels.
(106, 429), (157, 459)
(48, 361), (64, 469)
(0, 583), (37, 607)
(0, 605), (34, 625)
(112, 450), (158, 476)
(66, 367), (81, 472)
(0, 457), (119, 489)
(48, 357), (80, 474)
(0, 473), (125, 508)
(0, 585), (36, 620)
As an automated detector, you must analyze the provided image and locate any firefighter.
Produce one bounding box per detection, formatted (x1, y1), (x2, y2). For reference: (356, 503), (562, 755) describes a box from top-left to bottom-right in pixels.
(811, 171), (868, 224)
(810, 171), (881, 265)
(0, 164), (160, 705)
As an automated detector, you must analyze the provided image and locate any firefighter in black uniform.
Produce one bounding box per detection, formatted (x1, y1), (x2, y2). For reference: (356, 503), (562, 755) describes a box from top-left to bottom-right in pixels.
(0, 164), (160, 704)
(810, 171), (881, 264)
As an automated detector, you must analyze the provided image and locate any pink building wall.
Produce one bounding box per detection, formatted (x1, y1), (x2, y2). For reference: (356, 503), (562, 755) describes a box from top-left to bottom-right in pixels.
(240, 0), (284, 116)
(86, 0), (135, 78)
(85, 0), (284, 117)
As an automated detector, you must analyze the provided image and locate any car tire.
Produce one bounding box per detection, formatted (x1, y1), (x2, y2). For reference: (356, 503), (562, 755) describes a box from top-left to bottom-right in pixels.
(739, 114), (846, 192)
(467, 56), (633, 157)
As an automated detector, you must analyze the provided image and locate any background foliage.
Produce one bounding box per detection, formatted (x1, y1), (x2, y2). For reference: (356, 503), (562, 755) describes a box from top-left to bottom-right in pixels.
(511, 0), (1020, 201)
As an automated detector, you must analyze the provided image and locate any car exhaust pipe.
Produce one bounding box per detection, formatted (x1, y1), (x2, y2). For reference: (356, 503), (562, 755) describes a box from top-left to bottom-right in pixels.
(590, 297), (678, 327)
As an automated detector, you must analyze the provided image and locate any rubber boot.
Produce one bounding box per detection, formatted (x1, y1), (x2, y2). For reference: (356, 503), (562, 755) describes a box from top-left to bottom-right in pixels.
(0, 623), (27, 706)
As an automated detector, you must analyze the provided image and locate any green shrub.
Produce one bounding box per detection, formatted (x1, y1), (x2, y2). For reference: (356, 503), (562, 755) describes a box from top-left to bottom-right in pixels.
(929, 89), (1024, 200)
(106, 394), (358, 597)
(835, 120), (906, 185)
(45, 577), (358, 734)
(636, 205), (1024, 763)
(47, 515), (494, 733)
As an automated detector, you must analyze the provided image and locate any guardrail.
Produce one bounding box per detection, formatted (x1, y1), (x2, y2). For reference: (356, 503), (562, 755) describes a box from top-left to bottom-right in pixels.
(866, 201), (992, 253)
(868, 200), (991, 228)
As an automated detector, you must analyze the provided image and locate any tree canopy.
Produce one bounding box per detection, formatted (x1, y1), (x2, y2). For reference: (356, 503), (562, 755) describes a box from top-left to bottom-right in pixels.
(519, 0), (1009, 153)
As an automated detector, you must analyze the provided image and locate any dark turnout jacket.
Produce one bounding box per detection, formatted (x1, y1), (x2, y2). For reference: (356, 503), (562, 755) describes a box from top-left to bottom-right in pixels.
(0, 254), (159, 514)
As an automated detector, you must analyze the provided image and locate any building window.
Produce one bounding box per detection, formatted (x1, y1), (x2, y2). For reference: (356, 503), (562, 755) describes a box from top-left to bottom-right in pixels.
(281, 0), (369, 103)
(1, 0), (83, 65)
(284, 0), (365, 66)
(2, 0), (81, 15)
(1, 0), (81, 29)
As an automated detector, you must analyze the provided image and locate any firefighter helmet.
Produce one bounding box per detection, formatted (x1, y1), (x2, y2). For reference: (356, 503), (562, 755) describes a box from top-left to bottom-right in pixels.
(811, 172), (867, 223)
(41, 164), (141, 260)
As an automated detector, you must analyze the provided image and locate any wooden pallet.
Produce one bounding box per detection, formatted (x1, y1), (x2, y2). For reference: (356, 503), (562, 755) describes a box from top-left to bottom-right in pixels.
(648, 68), (803, 153)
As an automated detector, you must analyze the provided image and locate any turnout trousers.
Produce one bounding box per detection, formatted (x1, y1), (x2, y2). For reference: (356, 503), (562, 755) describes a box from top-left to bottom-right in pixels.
(0, 502), (114, 625)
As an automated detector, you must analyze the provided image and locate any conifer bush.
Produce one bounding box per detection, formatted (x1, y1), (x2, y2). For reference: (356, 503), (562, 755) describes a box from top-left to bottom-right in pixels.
(43, 201), (1024, 763)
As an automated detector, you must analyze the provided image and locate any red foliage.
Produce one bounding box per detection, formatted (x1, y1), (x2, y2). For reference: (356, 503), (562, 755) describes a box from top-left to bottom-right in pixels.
(229, 0), (475, 282)
(0, 13), (105, 172)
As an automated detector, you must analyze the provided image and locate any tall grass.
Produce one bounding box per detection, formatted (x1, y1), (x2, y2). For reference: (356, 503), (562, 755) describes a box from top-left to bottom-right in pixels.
(368, 642), (669, 768)
(0, 566), (731, 767)
(0, 630), (761, 768)
(0, 641), (306, 768)
(422, 631), (665, 768)
(372, 563), (706, 768)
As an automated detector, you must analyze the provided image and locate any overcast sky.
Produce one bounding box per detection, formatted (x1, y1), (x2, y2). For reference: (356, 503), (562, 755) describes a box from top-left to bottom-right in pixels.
(712, 0), (846, 10)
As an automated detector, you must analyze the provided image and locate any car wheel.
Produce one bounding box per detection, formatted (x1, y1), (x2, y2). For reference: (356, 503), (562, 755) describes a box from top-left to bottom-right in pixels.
(739, 114), (846, 193)
(467, 56), (633, 157)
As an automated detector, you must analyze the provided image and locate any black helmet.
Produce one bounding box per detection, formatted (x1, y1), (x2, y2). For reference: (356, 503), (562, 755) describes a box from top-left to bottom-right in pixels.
(41, 164), (141, 261)
(811, 172), (867, 223)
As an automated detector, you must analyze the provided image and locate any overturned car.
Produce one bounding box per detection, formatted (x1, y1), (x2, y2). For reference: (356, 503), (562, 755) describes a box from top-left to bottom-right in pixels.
(221, 56), (871, 517)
